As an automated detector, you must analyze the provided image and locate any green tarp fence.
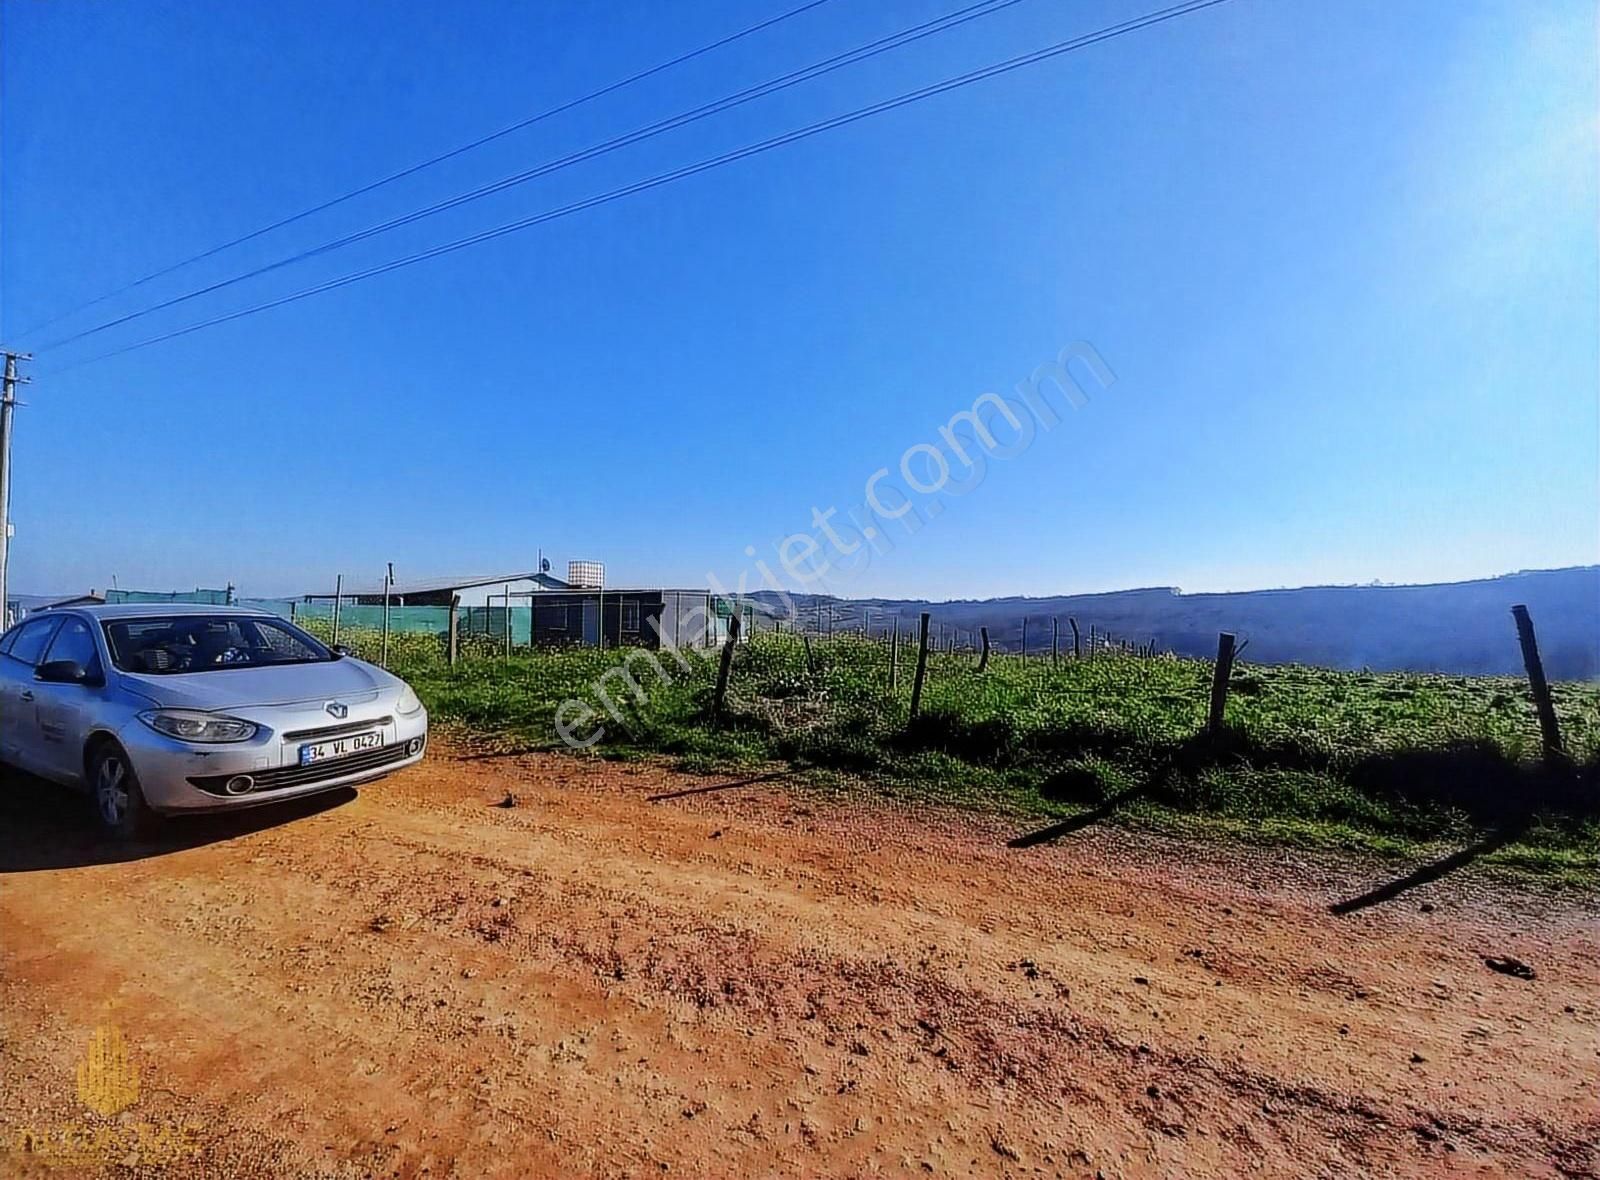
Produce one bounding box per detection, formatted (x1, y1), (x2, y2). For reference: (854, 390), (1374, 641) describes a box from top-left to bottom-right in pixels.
(106, 587), (232, 605)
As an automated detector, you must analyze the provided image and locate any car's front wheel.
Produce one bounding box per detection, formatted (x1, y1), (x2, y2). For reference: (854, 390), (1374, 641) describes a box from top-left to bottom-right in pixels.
(89, 743), (155, 840)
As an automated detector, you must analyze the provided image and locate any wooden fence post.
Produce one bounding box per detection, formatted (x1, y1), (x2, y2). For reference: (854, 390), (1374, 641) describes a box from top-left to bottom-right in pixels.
(713, 611), (742, 722)
(1070, 617), (1080, 659)
(1208, 632), (1236, 736)
(1021, 617), (1028, 660)
(908, 612), (931, 723)
(889, 617), (899, 690)
(1511, 604), (1564, 762)
(447, 595), (459, 666)
(978, 626), (991, 672)
(802, 634), (817, 678)
(331, 574), (342, 647)
(1052, 617), (1059, 667)
(503, 584), (512, 660)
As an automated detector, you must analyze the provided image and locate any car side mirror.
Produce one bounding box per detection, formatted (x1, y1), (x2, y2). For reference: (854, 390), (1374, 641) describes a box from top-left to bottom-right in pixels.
(36, 659), (100, 686)
(330, 645), (351, 659)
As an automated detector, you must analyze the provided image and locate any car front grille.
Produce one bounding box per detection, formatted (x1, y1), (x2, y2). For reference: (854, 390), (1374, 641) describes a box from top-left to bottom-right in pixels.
(281, 716), (393, 742)
(187, 742), (415, 796)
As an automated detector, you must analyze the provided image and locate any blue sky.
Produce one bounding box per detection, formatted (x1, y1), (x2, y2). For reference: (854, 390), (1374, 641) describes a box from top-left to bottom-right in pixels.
(2, 0), (1594, 600)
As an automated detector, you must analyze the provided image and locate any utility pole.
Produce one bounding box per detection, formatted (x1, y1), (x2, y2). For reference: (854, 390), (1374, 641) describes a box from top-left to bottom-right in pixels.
(0, 352), (29, 626)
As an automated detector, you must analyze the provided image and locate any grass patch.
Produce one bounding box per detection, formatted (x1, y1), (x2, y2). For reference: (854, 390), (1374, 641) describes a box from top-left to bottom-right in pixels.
(304, 621), (1600, 884)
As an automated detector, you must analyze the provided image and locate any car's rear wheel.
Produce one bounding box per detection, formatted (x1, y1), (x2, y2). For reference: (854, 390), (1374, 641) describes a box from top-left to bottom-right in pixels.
(90, 743), (155, 840)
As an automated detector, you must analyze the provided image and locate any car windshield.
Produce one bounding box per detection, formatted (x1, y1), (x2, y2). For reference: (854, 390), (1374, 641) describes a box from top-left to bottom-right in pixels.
(102, 614), (333, 675)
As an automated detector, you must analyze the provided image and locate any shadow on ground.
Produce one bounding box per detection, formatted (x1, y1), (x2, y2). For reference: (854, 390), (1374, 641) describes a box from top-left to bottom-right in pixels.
(451, 743), (563, 762)
(0, 767), (356, 872)
(1006, 730), (1593, 909)
(1008, 785), (1149, 848)
(1327, 822), (1531, 915)
(648, 770), (792, 803)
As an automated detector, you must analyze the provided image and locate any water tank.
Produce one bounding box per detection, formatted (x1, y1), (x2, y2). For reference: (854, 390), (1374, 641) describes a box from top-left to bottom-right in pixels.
(567, 560), (604, 589)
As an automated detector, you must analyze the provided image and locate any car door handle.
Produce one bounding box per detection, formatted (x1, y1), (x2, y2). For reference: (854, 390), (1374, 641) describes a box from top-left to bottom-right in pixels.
(18, 691), (33, 702)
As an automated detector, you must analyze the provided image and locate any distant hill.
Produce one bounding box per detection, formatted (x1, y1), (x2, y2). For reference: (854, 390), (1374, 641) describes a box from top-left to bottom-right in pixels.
(750, 566), (1600, 680)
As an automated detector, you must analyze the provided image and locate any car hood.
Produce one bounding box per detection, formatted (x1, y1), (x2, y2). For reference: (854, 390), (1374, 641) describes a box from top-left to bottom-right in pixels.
(119, 658), (393, 711)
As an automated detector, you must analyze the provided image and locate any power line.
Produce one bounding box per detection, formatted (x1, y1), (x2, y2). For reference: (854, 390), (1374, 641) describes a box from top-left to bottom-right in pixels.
(51, 0), (1235, 373)
(10, 0), (838, 342)
(39, 0), (1030, 352)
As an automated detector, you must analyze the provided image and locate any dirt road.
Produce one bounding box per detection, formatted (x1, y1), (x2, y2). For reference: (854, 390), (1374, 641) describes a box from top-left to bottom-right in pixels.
(1, 743), (1595, 1178)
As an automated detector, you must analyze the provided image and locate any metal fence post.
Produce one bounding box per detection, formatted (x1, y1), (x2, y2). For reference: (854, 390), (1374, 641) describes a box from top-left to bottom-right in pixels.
(380, 563), (393, 669)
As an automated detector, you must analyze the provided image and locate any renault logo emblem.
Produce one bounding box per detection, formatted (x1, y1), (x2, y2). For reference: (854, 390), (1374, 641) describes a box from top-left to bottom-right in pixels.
(325, 701), (348, 719)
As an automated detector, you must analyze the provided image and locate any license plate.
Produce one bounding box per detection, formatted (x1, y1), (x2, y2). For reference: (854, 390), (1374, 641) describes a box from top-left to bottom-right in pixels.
(299, 731), (382, 766)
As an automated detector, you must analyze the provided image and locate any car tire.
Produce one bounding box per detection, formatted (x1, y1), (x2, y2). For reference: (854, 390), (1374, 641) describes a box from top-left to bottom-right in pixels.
(89, 743), (156, 840)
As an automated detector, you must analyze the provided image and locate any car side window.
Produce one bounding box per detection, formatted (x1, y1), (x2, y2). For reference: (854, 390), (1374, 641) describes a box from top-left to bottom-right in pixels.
(7, 616), (63, 667)
(41, 618), (103, 678)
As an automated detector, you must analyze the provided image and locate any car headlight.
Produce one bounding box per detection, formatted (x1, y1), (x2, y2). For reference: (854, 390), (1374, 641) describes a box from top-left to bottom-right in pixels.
(139, 709), (258, 743)
(395, 685), (423, 716)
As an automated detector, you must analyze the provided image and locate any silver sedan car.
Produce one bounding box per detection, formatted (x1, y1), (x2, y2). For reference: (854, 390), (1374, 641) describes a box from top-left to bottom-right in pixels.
(0, 604), (427, 837)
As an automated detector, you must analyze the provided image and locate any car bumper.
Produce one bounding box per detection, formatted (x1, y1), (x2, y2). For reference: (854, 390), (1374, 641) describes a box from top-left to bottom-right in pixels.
(122, 709), (428, 815)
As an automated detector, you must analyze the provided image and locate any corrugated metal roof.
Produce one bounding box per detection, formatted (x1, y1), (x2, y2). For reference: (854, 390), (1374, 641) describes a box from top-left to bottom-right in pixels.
(304, 575), (723, 599)
(304, 571), (569, 598)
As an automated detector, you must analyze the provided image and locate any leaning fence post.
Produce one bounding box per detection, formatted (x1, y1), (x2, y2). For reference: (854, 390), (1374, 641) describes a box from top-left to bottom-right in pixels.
(908, 612), (931, 723)
(978, 626), (991, 673)
(1069, 617), (1081, 659)
(1511, 604), (1564, 762)
(1208, 631), (1237, 737)
(889, 617), (899, 690)
(330, 574), (342, 647)
(713, 610), (742, 722)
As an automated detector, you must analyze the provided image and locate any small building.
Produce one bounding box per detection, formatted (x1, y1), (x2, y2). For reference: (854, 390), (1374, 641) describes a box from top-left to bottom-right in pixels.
(524, 588), (720, 649)
(5, 591), (105, 627)
(300, 571), (569, 609)
(298, 570), (729, 651)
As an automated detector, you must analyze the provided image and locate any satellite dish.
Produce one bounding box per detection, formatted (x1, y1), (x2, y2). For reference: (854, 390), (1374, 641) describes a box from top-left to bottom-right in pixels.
(540, 556), (551, 573)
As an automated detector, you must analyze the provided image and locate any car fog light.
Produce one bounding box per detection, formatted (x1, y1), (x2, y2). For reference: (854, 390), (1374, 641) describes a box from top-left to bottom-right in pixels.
(407, 738), (424, 755)
(224, 775), (255, 795)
